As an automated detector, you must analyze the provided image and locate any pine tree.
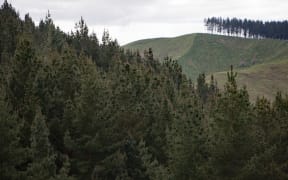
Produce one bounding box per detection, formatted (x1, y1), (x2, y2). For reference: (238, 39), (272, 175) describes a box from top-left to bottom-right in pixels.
(27, 106), (57, 180)
(9, 39), (39, 111)
(210, 66), (257, 179)
(55, 155), (75, 180)
(0, 86), (25, 179)
(197, 73), (209, 103)
(138, 139), (168, 180)
(0, 0), (22, 62)
(167, 90), (208, 179)
(8, 39), (41, 150)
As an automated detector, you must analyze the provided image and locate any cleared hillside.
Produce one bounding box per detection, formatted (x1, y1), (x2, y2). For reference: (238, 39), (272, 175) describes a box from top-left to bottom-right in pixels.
(124, 34), (196, 60)
(124, 33), (288, 100)
(179, 34), (288, 79)
(124, 33), (288, 79)
(213, 60), (288, 102)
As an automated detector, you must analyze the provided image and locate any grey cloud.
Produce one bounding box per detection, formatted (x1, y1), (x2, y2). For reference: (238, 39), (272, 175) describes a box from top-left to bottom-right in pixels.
(11, 0), (288, 26)
(8, 0), (288, 44)
(12, 0), (159, 24)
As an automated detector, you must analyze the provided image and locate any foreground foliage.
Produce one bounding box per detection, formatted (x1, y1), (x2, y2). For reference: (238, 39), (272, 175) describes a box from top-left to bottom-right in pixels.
(1, 1), (288, 179)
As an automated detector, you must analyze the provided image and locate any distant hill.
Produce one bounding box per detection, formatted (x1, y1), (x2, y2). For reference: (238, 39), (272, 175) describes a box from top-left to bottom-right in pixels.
(124, 33), (288, 100)
(214, 60), (288, 101)
(124, 34), (197, 61)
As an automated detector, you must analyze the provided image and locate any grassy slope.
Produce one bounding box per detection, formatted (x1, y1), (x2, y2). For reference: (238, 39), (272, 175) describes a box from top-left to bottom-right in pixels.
(213, 60), (288, 102)
(179, 34), (288, 79)
(124, 34), (196, 60)
(124, 33), (288, 100)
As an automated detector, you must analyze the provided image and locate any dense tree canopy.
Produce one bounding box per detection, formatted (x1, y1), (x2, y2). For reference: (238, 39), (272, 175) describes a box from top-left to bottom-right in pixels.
(1, 1), (288, 179)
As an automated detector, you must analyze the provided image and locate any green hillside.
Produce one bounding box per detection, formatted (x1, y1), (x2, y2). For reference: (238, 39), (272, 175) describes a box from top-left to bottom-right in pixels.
(124, 33), (288, 100)
(213, 60), (288, 101)
(180, 34), (288, 79)
(124, 34), (197, 60)
(124, 33), (288, 79)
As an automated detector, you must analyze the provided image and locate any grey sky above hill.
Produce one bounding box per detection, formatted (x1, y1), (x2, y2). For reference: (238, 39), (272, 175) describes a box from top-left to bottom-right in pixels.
(8, 0), (288, 45)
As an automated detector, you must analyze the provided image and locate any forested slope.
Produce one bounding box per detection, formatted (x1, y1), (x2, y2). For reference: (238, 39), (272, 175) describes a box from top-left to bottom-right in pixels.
(1, 1), (288, 180)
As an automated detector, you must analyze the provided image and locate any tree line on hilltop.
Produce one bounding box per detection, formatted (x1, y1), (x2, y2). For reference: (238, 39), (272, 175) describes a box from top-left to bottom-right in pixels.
(205, 17), (288, 39)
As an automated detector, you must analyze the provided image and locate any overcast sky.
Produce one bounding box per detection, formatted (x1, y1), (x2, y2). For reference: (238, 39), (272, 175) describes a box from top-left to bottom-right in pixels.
(6, 0), (288, 45)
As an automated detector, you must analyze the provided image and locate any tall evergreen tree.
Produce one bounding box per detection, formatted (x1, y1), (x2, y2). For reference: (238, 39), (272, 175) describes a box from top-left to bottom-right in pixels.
(0, 86), (25, 179)
(27, 106), (57, 180)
